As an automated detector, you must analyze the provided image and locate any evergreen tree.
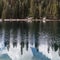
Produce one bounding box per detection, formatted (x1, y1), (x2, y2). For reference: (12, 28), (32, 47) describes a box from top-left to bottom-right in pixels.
(0, 0), (60, 19)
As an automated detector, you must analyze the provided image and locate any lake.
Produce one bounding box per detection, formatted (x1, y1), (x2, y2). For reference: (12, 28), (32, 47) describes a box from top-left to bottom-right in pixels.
(0, 21), (60, 60)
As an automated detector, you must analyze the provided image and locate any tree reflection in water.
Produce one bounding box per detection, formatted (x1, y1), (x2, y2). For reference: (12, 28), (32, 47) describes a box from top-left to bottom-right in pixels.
(0, 21), (60, 59)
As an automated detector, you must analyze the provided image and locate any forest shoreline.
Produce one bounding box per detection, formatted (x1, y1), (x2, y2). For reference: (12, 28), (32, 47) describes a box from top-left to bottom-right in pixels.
(0, 18), (60, 22)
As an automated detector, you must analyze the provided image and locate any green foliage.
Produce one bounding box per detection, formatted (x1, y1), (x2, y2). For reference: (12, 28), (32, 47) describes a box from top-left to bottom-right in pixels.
(0, 0), (3, 18)
(0, 0), (60, 19)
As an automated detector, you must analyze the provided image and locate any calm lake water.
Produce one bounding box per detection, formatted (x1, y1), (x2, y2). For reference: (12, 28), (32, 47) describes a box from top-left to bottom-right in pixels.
(0, 21), (60, 60)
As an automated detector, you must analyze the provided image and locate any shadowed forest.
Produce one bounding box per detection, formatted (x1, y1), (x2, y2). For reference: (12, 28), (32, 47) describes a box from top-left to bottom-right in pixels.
(0, 0), (60, 19)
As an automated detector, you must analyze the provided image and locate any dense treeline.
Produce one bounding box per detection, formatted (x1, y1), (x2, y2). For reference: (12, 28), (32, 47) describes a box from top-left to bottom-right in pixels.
(0, 0), (60, 19)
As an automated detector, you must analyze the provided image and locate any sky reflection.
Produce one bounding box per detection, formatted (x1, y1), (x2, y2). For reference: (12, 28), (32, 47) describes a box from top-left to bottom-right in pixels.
(0, 22), (60, 60)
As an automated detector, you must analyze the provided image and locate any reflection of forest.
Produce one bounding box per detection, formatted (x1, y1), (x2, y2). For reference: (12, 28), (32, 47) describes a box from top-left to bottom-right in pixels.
(0, 22), (60, 56)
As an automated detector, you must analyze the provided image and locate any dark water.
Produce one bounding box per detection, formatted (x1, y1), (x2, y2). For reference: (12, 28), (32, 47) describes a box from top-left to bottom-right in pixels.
(0, 21), (60, 60)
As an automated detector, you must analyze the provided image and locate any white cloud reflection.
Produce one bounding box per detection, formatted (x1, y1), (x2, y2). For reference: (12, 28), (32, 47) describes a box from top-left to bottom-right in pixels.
(0, 29), (60, 60)
(0, 39), (60, 60)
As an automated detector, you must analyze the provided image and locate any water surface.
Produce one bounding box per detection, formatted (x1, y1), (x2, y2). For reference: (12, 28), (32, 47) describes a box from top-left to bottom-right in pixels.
(0, 21), (60, 60)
